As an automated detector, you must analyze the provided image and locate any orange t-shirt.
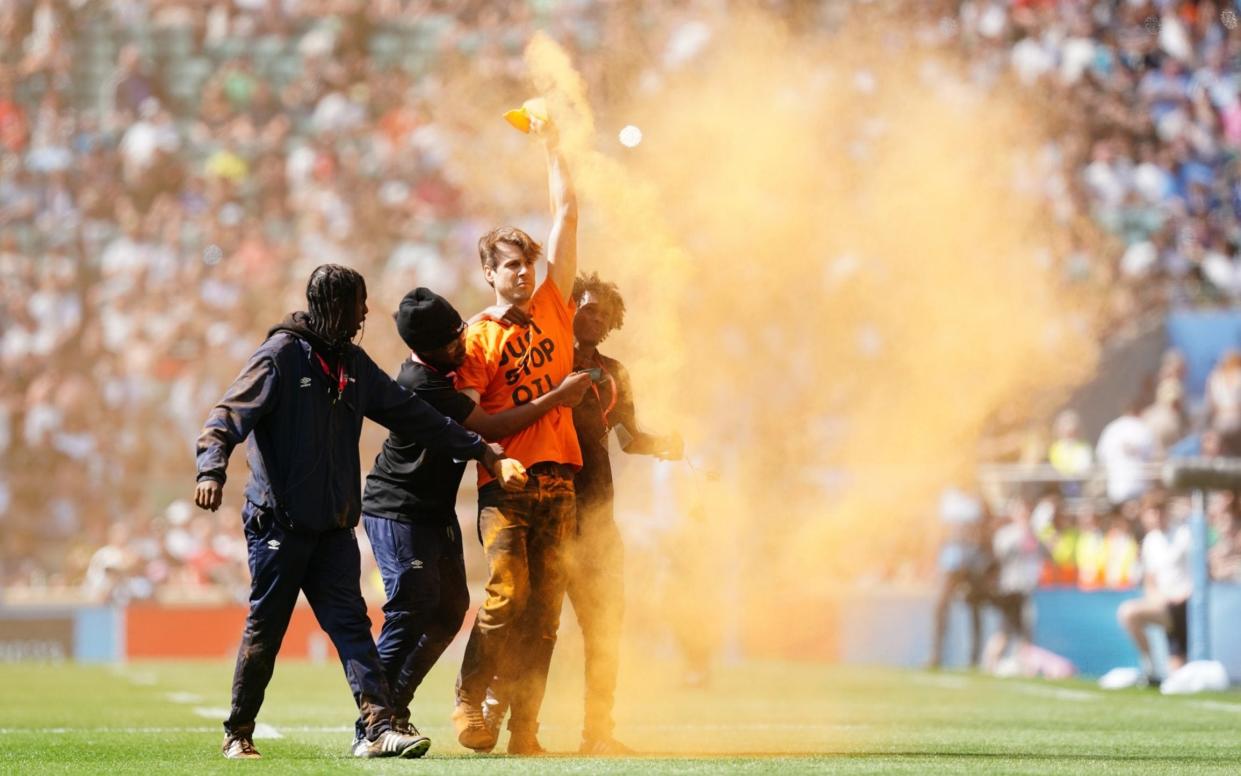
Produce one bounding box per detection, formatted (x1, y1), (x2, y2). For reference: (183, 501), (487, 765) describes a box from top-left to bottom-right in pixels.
(456, 277), (582, 485)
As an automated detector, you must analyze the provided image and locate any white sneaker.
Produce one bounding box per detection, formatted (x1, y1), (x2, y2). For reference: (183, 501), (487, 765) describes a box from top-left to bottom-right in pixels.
(352, 728), (431, 759)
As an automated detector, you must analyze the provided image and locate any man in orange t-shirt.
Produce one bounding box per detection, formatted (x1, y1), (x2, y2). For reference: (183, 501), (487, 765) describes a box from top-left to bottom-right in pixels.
(452, 119), (582, 755)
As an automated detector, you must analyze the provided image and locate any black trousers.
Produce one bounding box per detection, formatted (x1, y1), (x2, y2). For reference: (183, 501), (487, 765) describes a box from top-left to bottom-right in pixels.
(225, 501), (394, 741)
(355, 514), (469, 737)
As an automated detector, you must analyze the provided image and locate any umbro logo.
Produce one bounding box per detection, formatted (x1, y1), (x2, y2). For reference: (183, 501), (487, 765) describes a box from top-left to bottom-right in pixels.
(299, 377), (312, 388)
(267, 539), (281, 549)
(410, 559), (424, 569)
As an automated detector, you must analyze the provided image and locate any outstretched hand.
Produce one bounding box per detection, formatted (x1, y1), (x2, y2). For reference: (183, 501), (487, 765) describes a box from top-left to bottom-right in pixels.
(655, 432), (684, 461)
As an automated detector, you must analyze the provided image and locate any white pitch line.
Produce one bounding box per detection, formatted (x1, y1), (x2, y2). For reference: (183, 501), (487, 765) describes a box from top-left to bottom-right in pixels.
(0, 725), (348, 736)
(909, 673), (971, 689)
(165, 692), (203, 704)
(910, 673), (1098, 701)
(110, 669), (158, 686)
(625, 723), (871, 731)
(192, 707), (282, 739)
(1190, 700), (1241, 713)
(253, 723), (283, 739)
(0, 722), (863, 736)
(0, 727), (221, 735)
(1012, 683), (1098, 702)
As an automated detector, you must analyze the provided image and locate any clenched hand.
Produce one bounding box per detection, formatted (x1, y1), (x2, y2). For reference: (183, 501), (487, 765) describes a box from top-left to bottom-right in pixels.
(195, 479), (223, 511)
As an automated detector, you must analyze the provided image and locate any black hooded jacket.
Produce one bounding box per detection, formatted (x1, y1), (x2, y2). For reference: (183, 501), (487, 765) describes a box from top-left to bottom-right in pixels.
(195, 312), (488, 533)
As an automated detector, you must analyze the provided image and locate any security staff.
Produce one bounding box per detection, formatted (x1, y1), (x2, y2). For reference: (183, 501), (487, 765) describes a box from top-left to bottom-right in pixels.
(194, 264), (524, 760)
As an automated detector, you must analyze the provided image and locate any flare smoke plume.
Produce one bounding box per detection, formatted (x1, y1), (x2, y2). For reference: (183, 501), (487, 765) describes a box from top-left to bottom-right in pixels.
(427, 7), (1099, 668)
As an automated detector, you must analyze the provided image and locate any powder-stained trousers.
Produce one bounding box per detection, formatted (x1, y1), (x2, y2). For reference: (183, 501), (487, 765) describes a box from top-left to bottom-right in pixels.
(456, 465), (574, 734)
(565, 495), (625, 739)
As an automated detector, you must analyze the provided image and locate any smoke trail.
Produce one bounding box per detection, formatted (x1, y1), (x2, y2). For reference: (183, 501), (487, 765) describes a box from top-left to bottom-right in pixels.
(523, 9), (1098, 618)
(420, 6), (1101, 748)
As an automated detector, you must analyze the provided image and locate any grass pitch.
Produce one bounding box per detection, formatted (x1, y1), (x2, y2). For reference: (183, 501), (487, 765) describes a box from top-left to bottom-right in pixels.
(2, 655), (1240, 774)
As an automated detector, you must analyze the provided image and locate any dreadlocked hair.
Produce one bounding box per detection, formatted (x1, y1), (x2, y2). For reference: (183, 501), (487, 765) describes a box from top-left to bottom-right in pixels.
(572, 272), (626, 332)
(306, 264), (366, 347)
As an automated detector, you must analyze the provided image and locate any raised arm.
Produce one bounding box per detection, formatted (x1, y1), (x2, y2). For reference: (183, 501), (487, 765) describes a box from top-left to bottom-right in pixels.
(540, 126), (578, 304)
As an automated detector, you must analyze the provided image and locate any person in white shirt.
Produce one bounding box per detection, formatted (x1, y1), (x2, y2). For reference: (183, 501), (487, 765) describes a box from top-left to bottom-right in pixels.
(1206, 350), (1241, 454)
(983, 498), (1047, 671)
(1117, 503), (1192, 682)
(1096, 404), (1157, 504)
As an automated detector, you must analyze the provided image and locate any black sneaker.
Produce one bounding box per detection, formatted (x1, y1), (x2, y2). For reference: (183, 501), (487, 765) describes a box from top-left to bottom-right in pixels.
(352, 728), (431, 759)
(222, 735), (261, 759)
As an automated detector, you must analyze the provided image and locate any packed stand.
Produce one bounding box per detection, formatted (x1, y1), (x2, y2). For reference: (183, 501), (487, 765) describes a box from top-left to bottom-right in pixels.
(0, 0), (630, 600)
(952, 1), (1241, 323)
(5, 0), (1241, 601)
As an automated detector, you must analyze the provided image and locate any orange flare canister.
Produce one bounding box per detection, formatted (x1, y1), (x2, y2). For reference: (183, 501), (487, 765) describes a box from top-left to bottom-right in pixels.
(503, 97), (549, 133)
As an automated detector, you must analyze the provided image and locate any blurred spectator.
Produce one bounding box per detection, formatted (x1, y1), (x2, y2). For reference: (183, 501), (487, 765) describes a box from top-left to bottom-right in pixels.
(112, 44), (165, 122)
(1205, 349), (1241, 454)
(1102, 504), (1141, 589)
(1068, 499), (1141, 592)
(1141, 379), (1187, 453)
(1048, 409), (1093, 479)
(1208, 490), (1241, 582)
(983, 497), (1045, 673)
(1033, 491), (1078, 585)
(1096, 402), (1157, 504)
(0, 74), (28, 152)
(1118, 500), (1193, 683)
(1074, 502), (1106, 589)
(928, 487), (992, 669)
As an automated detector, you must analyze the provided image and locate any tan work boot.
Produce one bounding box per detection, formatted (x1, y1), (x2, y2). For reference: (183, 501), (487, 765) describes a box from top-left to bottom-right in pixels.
(452, 701), (498, 752)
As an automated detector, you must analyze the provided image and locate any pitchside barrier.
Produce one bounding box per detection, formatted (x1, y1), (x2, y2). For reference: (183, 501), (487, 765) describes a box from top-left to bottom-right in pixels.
(3, 586), (1238, 674)
(0, 603), (390, 662)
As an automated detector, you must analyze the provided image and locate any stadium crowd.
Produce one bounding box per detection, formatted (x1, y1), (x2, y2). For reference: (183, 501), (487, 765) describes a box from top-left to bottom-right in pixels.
(6, 0), (1241, 603)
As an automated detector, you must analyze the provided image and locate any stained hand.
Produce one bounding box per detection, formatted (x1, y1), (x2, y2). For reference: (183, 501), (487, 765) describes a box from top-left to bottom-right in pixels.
(498, 458), (529, 492)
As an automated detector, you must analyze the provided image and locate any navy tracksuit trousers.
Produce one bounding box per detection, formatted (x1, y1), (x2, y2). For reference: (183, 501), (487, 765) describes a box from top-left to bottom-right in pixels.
(355, 513), (469, 737)
(225, 501), (394, 741)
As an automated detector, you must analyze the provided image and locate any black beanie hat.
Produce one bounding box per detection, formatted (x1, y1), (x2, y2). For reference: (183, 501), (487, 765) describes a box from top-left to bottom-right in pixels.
(394, 288), (465, 353)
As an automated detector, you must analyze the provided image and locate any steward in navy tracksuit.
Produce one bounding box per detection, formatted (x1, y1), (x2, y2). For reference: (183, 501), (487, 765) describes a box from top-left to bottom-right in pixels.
(355, 288), (590, 743)
(194, 265), (517, 761)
